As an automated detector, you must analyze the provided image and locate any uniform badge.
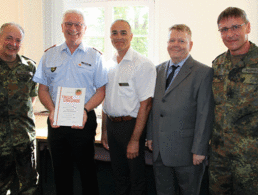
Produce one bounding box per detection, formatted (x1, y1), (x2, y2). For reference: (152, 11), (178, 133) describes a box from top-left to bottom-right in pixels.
(51, 67), (57, 72)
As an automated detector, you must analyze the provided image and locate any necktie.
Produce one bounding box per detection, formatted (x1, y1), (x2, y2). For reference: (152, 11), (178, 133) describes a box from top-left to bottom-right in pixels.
(166, 65), (179, 89)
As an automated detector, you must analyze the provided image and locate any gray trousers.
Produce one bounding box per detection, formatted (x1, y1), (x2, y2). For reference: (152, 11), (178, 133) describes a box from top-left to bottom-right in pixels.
(153, 154), (205, 195)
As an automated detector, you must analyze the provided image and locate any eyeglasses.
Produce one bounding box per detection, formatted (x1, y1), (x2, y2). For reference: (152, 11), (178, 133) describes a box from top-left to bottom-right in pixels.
(218, 23), (245, 34)
(64, 22), (84, 29)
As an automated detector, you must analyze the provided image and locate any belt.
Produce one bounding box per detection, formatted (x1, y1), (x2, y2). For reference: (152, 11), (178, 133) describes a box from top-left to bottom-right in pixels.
(107, 115), (135, 123)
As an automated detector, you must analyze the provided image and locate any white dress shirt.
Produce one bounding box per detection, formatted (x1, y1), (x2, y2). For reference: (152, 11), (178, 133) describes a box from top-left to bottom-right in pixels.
(103, 47), (156, 118)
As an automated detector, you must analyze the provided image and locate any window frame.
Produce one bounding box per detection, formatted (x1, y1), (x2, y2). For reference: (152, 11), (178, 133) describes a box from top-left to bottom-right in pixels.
(43, 0), (158, 63)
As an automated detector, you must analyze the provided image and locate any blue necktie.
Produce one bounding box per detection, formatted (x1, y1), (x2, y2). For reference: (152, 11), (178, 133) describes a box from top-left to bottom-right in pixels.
(166, 65), (179, 89)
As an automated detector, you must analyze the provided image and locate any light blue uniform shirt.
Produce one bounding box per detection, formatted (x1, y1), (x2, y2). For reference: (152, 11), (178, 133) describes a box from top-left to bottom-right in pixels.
(166, 55), (190, 89)
(33, 42), (108, 105)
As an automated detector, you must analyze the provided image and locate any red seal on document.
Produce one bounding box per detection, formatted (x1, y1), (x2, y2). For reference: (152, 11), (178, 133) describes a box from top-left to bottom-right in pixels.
(75, 89), (82, 96)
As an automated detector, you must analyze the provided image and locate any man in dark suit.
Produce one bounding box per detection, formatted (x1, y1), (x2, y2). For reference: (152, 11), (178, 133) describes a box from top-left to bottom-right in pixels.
(147, 24), (214, 195)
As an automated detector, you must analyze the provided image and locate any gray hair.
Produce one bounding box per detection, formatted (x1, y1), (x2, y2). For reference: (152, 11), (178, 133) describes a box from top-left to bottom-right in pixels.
(62, 9), (85, 24)
(111, 19), (132, 32)
(0, 22), (25, 39)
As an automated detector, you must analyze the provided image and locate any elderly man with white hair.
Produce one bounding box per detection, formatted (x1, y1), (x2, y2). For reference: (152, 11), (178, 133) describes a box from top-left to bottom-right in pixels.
(33, 10), (108, 195)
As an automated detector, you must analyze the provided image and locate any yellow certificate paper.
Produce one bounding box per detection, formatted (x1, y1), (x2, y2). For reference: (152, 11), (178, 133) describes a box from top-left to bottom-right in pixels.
(53, 87), (86, 126)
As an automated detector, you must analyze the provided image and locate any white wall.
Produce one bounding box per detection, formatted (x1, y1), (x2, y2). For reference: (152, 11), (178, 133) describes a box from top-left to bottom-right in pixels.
(0, 0), (257, 112)
(157, 0), (258, 66)
(0, 0), (44, 112)
(0, 0), (43, 63)
(0, 0), (257, 66)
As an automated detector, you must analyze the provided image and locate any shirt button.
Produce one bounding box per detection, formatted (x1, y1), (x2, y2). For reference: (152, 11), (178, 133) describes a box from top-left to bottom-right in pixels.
(160, 114), (163, 117)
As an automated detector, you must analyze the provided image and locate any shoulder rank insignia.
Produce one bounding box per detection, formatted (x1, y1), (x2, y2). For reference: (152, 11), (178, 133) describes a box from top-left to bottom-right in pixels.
(93, 47), (102, 55)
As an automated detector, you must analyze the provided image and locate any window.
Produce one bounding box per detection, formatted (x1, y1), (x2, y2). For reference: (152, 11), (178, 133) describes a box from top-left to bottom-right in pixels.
(43, 0), (156, 62)
(42, 0), (157, 140)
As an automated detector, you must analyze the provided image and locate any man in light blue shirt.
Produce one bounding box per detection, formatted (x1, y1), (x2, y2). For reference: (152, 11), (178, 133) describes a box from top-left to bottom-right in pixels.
(33, 10), (107, 195)
(34, 42), (106, 107)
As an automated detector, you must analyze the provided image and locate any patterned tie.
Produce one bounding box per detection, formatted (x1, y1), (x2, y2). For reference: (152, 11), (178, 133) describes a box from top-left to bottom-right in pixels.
(166, 65), (179, 89)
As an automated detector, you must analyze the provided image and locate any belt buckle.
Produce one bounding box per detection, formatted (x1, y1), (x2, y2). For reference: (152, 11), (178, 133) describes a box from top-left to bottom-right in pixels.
(108, 115), (120, 123)
(116, 117), (123, 122)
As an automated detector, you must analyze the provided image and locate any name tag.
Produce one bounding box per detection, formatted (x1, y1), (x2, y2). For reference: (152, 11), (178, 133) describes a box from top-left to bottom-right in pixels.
(242, 68), (258, 74)
(119, 83), (129, 86)
(16, 70), (33, 76)
(81, 62), (91, 66)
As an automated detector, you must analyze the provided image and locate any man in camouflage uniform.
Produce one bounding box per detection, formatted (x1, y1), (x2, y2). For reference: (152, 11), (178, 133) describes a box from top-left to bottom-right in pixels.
(209, 7), (258, 194)
(0, 23), (38, 194)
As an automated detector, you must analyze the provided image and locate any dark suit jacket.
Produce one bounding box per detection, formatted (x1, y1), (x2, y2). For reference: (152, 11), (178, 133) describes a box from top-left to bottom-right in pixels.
(147, 55), (214, 167)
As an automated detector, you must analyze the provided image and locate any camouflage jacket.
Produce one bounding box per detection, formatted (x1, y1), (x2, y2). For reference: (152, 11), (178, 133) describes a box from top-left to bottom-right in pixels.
(211, 42), (258, 158)
(0, 55), (37, 151)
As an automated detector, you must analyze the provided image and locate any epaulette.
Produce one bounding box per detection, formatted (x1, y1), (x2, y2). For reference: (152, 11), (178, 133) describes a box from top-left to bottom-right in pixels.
(22, 55), (36, 64)
(44, 44), (56, 52)
(93, 47), (102, 55)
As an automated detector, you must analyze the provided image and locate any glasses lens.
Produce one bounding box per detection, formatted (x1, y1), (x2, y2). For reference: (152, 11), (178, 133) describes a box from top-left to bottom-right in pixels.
(219, 28), (228, 33)
(65, 22), (82, 29)
(232, 25), (240, 31)
(65, 22), (72, 27)
(74, 23), (81, 29)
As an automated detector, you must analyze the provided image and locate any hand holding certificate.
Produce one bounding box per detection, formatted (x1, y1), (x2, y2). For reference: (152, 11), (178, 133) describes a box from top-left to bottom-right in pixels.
(53, 87), (86, 127)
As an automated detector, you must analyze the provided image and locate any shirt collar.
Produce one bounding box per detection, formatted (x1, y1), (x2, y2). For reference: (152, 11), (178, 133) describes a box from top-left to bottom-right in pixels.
(224, 41), (256, 61)
(61, 42), (85, 53)
(112, 47), (133, 63)
(0, 54), (26, 66)
(169, 54), (190, 68)
(18, 55), (29, 66)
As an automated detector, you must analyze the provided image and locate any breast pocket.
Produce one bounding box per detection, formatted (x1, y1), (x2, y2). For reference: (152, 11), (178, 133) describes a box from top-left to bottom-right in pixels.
(213, 75), (226, 105)
(16, 71), (34, 98)
(118, 80), (134, 98)
(77, 63), (94, 80)
(17, 70), (33, 81)
(239, 73), (258, 101)
(45, 66), (63, 84)
(78, 62), (93, 72)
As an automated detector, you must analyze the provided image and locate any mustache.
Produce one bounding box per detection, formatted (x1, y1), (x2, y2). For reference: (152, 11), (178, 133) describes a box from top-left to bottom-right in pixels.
(6, 45), (18, 50)
(113, 39), (125, 43)
(68, 32), (79, 35)
(170, 46), (182, 50)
